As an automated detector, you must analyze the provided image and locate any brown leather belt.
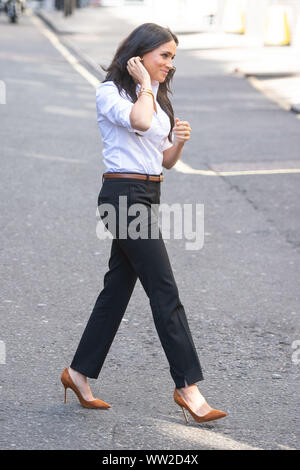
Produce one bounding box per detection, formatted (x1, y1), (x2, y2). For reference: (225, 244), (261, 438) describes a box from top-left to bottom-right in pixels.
(103, 172), (164, 182)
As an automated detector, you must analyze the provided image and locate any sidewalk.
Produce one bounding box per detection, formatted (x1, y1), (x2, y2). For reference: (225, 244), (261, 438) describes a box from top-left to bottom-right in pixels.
(31, 3), (300, 113)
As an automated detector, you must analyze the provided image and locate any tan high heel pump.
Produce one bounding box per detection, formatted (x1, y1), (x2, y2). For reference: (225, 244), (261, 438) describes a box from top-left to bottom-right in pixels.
(174, 389), (227, 423)
(61, 367), (111, 409)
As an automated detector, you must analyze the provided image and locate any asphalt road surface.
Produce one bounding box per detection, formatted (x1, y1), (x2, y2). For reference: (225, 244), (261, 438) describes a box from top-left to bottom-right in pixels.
(0, 11), (299, 451)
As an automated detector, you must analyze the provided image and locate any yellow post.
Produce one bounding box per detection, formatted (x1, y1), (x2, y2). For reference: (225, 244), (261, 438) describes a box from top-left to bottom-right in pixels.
(264, 5), (290, 46)
(222, 0), (245, 34)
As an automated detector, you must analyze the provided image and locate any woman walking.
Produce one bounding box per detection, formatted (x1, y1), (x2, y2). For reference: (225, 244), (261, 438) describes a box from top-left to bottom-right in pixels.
(61, 23), (227, 424)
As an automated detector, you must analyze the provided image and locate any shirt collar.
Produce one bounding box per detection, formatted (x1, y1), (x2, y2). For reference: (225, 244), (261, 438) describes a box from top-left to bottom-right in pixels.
(136, 80), (159, 99)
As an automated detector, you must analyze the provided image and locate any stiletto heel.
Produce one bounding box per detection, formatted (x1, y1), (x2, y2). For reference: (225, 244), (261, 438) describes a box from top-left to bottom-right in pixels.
(181, 406), (189, 424)
(61, 367), (111, 409)
(174, 389), (227, 424)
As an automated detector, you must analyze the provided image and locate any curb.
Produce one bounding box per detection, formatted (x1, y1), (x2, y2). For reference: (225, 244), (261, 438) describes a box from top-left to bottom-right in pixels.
(233, 67), (300, 115)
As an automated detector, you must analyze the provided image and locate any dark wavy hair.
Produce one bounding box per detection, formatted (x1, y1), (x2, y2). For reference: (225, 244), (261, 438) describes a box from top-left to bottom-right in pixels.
(100, 23), (178, 143)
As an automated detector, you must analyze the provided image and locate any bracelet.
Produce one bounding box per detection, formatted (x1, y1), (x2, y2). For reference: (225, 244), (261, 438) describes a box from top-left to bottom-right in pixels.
(138, 90), (154, 97)
(138, 89), (157, 113)
(139, 87), (153, 93)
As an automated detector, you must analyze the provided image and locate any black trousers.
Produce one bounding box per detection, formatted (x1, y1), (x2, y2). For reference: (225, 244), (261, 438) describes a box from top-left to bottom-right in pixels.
(70, 174), (204, 388)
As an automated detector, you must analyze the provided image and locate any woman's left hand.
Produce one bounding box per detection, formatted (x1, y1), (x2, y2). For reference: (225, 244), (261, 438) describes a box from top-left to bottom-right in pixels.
(173, 118), (192, 144)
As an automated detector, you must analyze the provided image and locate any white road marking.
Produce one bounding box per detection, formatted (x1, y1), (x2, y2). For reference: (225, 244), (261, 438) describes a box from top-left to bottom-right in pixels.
(277, 444), (297, 450)
(24, 151), (85, 164)
(43, 105), (93, 118)
(29, 15), (101, 89)
(153, 418), (262, 450)
(174, 159), (300, 176)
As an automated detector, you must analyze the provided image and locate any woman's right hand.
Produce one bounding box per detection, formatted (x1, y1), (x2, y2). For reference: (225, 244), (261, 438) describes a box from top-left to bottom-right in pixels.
(126, 57), (151, 86)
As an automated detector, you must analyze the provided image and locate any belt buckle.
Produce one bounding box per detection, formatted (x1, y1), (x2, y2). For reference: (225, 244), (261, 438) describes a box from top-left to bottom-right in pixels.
(159, 174), (163, 182)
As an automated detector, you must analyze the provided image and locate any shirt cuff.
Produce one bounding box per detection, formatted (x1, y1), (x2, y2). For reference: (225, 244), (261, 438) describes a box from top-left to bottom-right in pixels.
(124, 105), (151, 136)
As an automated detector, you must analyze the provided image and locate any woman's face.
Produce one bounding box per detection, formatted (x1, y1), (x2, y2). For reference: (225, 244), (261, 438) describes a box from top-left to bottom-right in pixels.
(141, 40), (176, 83)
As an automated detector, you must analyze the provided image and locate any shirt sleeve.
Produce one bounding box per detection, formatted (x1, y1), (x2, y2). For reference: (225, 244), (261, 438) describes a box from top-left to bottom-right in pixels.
(96, 82), (150, 136)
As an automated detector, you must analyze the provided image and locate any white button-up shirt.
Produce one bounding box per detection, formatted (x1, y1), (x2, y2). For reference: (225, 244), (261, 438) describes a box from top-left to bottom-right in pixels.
(96, 80), (174, 175)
